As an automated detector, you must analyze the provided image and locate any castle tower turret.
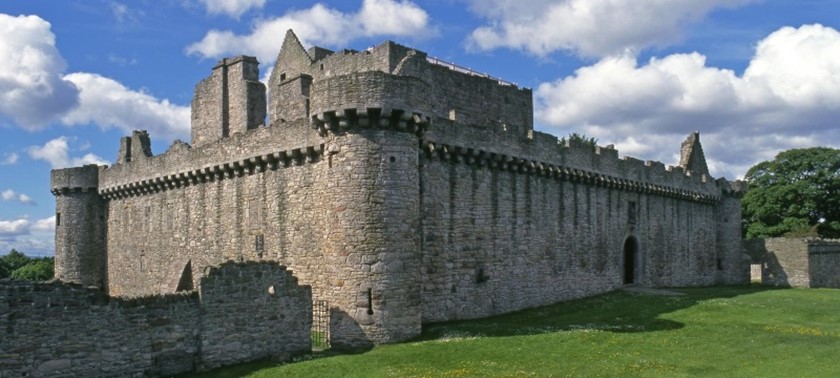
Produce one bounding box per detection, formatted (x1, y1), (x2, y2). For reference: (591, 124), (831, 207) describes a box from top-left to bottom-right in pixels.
(51, 164), (107, 287)
(269, 30), (314, 126)
(191, 55), (266, 148)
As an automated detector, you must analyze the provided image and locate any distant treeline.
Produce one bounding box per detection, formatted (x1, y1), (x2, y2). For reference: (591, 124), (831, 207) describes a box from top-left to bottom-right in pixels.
(0, 250), (54, 281)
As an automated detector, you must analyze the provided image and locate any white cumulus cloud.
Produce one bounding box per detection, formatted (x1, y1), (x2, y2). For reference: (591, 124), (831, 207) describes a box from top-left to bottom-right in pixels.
(1, 152), (19, 165)
(198, 0), (266, 18)
(0, 14), (79, 128)
(0, 219), (30, 238)
(186, 0), (431, 65)
(61, 73), (191, 141)
(0, 216), (55, 256)
(2, 189), (36, 205)
(466, 0), (755, 57)
(535, 24), (840, 179)
(31, 216), (55, 232)
(0, 13), (190, 141)
(27, 136), (109, 169)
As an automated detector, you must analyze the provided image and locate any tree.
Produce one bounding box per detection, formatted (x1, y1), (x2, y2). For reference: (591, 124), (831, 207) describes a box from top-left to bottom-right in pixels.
(0, 249), (31, 278)
(560, 132), (598, 148)
(0, 249), (55, 281)
(10, 258), (54, 281)
(742, 147), (840, 239)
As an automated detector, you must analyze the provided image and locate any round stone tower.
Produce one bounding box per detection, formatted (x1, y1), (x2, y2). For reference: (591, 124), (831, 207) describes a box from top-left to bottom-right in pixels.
(51, 164), (107, 288)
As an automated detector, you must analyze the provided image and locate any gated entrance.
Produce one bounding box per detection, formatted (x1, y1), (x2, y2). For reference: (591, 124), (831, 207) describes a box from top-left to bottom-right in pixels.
(312, 299), (330, 350)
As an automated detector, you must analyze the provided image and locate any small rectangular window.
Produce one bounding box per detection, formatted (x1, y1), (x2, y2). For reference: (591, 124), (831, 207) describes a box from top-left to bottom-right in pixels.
(255, 234), (265, 258)
(56, 213), (61, 227)
(628, 201), (637, 224)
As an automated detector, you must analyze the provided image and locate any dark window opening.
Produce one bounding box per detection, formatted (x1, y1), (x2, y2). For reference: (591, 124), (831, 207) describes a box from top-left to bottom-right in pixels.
(716, 258), (724, 270)
(56, 213), (61, 227)
(389, 156), (396, 163)
(628, 201), (637, 224)
(279, 73), (286, 81)
(255, 234), (265, 258)
(476, 268), (489, 283)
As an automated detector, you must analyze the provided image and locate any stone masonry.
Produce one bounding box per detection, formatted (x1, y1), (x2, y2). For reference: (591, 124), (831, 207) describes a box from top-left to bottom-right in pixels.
(744, 238), (840, 288)
(50, 30), (747, 349)
(0, 261), (311, 377)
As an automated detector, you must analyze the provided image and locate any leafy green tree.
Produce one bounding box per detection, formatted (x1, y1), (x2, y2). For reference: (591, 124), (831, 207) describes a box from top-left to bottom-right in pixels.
(742, 147), (840, 239)
(10, 257), (54, 281)
(560, 132), (598, 148)
(0, 249), (31, 279)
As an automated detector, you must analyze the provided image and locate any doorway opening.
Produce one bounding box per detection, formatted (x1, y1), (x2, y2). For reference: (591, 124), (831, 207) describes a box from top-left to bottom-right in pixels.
(623, 237), (638, 284)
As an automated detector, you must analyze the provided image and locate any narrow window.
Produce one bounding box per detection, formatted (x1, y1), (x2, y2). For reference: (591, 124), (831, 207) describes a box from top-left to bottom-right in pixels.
(255, 234), (265, 257)
(279, 73), (287, 81)
(56, 213), (61, 227)
(628, 201), (637, 224)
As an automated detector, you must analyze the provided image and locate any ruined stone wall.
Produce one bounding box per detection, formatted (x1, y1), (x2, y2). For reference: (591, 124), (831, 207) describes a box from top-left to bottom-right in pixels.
(745, 238), (840, 288)
(745, 238), (810, 287)
(0, 262), (310, 377)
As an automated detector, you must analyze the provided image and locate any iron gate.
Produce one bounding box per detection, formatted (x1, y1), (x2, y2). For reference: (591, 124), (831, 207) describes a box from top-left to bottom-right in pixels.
(312, 299), (330, 350)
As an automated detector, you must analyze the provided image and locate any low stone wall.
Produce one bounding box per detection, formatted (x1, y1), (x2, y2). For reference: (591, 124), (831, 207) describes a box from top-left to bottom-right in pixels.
(744, 238), (840, 288)
(0, 262), (311, 377)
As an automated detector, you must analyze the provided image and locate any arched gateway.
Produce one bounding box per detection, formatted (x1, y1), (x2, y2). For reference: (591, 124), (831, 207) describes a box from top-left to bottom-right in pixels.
(623, 237), (639, 284)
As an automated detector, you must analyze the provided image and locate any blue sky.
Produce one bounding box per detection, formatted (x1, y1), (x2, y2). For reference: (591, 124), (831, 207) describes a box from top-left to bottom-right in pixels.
(2, 0), (839, 256)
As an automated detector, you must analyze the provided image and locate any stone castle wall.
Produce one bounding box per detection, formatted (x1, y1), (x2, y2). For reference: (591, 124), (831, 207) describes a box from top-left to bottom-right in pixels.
(51, 30), (747, 348)
(417, 138), (742, 322)
(0, 262), (311, 377)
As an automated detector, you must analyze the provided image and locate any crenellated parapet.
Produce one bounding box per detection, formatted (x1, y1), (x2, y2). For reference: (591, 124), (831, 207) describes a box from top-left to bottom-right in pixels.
(422, 141), (721, 204)
(50, 164), (101, 195)
(99, 143), (324, 200)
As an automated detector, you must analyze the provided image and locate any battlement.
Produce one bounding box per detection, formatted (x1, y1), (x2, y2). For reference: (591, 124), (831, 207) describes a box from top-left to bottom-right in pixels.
(50, 164), (101, 194)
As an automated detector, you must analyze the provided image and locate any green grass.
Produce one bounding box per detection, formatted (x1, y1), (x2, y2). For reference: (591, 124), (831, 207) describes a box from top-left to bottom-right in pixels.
(188, 286), (840, 377)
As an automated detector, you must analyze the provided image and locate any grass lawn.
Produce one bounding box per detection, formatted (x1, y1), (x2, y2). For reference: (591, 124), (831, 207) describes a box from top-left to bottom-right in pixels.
(188, 286), (840, 377)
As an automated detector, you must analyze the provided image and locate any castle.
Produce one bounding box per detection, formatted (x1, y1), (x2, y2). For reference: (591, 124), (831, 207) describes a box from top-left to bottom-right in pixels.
(50, 30), (746, 349)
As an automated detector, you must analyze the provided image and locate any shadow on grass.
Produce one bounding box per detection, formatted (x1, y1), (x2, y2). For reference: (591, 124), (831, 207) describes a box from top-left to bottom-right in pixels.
(183, 285), (778, 377)
(414, 285), (777, 341)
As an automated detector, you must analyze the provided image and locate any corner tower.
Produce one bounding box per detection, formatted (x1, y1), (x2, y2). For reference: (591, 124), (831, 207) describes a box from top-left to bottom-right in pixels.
(51, 164), (107, 287)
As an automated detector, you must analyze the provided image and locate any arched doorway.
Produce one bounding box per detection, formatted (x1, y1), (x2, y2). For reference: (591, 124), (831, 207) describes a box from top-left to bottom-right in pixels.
(623, 237), (638, 284)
